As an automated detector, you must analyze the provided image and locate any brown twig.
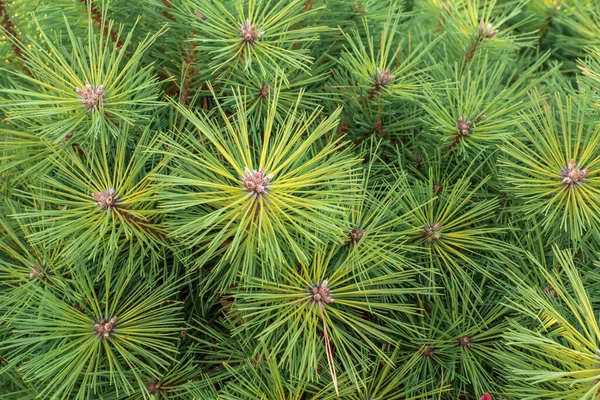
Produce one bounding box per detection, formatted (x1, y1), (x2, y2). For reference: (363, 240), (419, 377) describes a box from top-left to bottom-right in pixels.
(79, 0), (125, 49)
(179, 46), (197, 105)
(461, 36), (484, 74)
(0, 0), (22, 57)
(160, 0), (176, 21)
(0, 0), (32, 75)
(461, 22), (498, 75)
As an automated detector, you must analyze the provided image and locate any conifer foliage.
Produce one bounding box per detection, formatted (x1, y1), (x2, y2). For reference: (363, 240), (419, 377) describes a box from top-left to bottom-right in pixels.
(2, 0), (600, 399)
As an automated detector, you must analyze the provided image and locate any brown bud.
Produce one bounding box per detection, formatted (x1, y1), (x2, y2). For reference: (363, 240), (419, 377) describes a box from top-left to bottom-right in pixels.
(422, 346), (434, 358)
(348, 226), (364, 244)
(457, 335), (472, 350)
(457, 117), (473, 136)
(308, 280), (334, 307)
(257, 84), (270, 99)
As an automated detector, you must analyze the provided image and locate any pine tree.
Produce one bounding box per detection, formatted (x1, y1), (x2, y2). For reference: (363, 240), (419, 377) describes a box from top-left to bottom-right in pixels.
(2, 0), (600, 399)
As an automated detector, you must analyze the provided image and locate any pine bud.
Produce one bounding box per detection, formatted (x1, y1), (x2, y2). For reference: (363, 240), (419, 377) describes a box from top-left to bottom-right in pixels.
(94, 316), (118, 339)
(92, 188), (119, 210)
(457, 335), (472, 350)
(422, 346), (434, 358)
(371, 68), (395, 94)
(308, 280), (334, 307)
(75, 81), (105, 112)
(457, 117), (473, 136)
(479, 21), (499, 38)
(348, 226), (364, 244)
(543, 285), (557, 298)
(354, 4), (367, 14)
(422, 222), (442, 243)
(28, 260), (46, 280)
(29, 265), (44, 280)
(241, 168), (273, 199)
(147, 381), (161, 394)
(560, 159), (590, 189)
(257, 83), (270, 99)
(239, 19), (264, 45)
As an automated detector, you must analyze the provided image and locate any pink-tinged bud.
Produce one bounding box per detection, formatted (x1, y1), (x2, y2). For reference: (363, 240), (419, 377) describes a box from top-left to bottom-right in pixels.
(560, 159), (590, 189)
(241, 168), (273, 199)
(28, 260), (46, 280)
(308, 280), (334, 307)
(543, 285), (557, 298)
(376, 68), (394, 87)
(239, 19), (264, 45)
(29, 266), (43, 279)
(368, 68), (395, 98)
(457, 335), (472, 349)
(480, 393), (492, 400)
(92, 188), (120, 210)
(94, 316), (118, 339)
(457, 117), (473, 136)
(75, 81), (105, 112)
(147, 381), (161, 394)
(422, 222), (442, 243)
(371, 68), (395, 92)
(354, 4), (367, 14)
(479, 21), (498, 38)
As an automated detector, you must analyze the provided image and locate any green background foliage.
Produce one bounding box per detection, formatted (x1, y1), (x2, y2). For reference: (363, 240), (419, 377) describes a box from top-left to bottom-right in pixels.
(1, 0), (600, 399)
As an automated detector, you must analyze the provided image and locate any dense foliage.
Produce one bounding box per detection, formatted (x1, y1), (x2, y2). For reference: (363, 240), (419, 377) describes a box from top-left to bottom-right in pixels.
(1, 0), (600, 399)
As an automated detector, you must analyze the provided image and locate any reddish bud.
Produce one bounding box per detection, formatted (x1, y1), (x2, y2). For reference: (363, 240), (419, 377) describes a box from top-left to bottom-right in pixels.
(239, 19), (264, 45)
(241, 168), (274, 199)
(75, 81), (105, 112)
